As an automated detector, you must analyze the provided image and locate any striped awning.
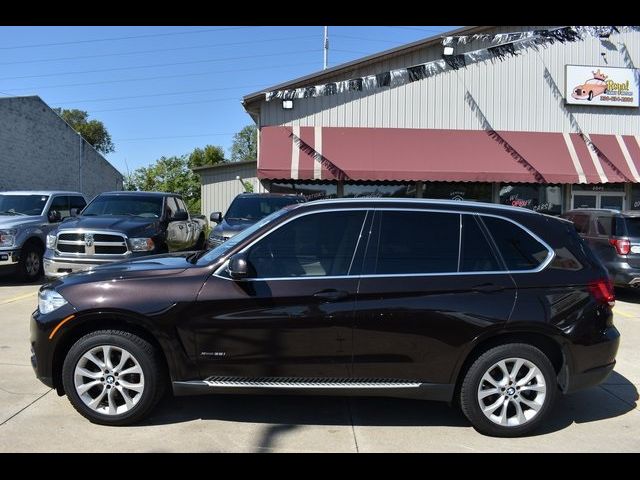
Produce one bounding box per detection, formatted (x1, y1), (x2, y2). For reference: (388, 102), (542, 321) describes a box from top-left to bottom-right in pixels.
(258, 126), (640, 184)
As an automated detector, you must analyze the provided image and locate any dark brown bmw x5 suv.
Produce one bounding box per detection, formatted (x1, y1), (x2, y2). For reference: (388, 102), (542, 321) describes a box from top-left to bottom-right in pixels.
(31, 198), (620, 437)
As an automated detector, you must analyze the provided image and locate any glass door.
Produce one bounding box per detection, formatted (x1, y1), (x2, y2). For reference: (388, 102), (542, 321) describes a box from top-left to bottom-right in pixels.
(571, 190), (625, 210)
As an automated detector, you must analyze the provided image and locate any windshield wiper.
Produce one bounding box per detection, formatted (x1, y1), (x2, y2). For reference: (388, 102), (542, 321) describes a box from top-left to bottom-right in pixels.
(0, 210), (26, 216)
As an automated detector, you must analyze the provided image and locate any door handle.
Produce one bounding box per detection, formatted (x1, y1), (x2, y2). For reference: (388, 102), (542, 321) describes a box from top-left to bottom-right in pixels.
(471, 283), (505, 293)
(313, 289), (349, 301)
(179, 225), (184, 229)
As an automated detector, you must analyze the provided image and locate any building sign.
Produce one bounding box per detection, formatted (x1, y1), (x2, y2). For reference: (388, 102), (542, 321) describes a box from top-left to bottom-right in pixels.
(565, 65), (639, 107)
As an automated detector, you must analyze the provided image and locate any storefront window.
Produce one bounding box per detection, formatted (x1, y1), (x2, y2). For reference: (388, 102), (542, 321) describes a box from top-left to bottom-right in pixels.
(343, 182), (415, 198)
(631, 185), (640, 210)
(422, 182), (493, 203)
(269, 181), (338, 201)
(499, 184), (563, 215)
(572, 184), (624, 192)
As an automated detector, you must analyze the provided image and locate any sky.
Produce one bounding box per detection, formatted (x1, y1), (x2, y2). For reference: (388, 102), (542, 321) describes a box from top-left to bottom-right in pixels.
(0, 26), (458, 176)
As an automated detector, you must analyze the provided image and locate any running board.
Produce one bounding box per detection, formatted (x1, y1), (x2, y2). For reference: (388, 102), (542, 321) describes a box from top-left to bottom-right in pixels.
(172, 377), (454, 402)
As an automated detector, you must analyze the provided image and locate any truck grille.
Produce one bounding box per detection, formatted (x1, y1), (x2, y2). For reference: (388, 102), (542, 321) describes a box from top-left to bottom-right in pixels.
(56, 231), (129, 256)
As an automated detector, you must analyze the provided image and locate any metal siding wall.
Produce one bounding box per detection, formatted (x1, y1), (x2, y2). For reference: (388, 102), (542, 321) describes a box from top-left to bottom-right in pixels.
(259, 26), (639, 135)
(199, 163), (259, 217)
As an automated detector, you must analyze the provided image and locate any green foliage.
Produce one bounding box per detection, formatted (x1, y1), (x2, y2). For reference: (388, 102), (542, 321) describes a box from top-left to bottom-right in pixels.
(126, 155), (201, 213)
(53, 108), (115, 154)
(188, 145), (226, 169)
(230, 125), (257, 163)
(242, 180), (254, 193)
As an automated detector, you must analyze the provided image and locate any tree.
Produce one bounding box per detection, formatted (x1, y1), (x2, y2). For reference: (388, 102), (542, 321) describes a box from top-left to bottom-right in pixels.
(53, 108), (115, 154)
(126, 155), (201, 213)
(230, 125), (257, 163)
(188, 145), (225, 169)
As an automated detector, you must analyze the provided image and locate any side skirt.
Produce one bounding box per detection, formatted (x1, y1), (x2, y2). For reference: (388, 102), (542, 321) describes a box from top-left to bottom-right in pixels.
(172, 377), (454, 402)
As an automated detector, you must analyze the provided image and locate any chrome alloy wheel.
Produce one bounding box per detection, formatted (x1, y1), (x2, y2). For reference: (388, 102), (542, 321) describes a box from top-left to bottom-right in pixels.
(477, 357), (546, 427)
(74, 345), (145, 415)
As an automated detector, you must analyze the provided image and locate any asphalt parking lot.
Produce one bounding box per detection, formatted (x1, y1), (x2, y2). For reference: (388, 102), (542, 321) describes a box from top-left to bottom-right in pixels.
(0, 277), (638, 453)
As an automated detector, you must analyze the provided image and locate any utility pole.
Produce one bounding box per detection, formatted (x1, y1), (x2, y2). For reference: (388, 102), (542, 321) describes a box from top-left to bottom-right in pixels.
(323, 26), (329, 70)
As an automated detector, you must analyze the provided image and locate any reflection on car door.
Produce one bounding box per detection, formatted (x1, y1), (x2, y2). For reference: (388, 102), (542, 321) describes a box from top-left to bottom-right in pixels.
(165, 196), (188, 251)
(175, 196), (193, 247)
(188, 209), (371, 379)
(353, 210), (517, 384)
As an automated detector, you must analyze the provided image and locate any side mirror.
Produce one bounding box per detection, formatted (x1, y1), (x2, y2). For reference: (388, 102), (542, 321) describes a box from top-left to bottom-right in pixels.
(228, 252), (250, 280)
(210, 212), (222, 223)
(170, 210), (189, 221)
(48, 210), (61, 223)
(70, 208), (81, 217)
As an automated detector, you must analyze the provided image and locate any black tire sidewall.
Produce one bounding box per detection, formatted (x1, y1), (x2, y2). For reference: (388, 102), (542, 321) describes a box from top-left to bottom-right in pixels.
(460, 343), (558, 437)
(62, 331), (162, 426)
(17, 241), (43, 282)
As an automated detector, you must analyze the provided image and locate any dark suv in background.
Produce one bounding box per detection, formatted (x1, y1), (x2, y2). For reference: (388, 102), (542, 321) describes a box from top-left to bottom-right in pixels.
(207, 193), (305, 248)
(562, 208), (640, 288)
(31, 199), (619, 437)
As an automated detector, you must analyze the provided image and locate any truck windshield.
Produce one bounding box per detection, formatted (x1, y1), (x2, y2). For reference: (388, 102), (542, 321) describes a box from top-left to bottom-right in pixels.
(82, 195), (163, 218)
(0, 194), (49, 216)
(225, 196), (302, 221)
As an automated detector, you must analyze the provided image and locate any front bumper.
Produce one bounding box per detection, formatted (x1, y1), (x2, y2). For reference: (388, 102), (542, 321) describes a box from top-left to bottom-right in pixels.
(43, 249), (128, 278)
(0, 248), (20, 267)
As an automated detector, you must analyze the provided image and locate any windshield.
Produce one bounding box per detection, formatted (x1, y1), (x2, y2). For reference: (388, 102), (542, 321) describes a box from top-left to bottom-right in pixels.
(225, 196), (302, 221)
(82, 195), (163, 218)
(197, 207), (291, 265)
(0, 194), (49, 216)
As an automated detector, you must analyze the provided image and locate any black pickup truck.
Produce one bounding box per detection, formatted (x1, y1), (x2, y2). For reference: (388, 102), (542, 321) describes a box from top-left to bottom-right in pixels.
(43, 191), (205, 279)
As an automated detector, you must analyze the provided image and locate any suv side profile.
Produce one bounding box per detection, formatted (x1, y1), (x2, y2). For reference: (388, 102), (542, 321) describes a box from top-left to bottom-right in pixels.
(561, 208), (640, 287)
(31, 199), (619, 437)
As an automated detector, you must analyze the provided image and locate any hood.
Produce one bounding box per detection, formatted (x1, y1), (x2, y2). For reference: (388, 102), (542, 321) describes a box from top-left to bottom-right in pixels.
(213, 217), (256, 237)
(58, 215), (160, 237)
(0, 215), (44, 230)
(51, 252), (200, 288)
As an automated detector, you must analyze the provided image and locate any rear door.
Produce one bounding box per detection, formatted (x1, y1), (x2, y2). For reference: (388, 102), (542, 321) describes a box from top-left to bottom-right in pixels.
(165, 196), (188, 250)
(352, 209), (517, 384)
(175, 196), (194, 247)
(620, 216), (640, 268)
(590, 214), (618, 271)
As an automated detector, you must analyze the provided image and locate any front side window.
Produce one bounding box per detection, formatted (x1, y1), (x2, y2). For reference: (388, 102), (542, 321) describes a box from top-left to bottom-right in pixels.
(246, 210), (367, 278)
(364, 211), (460, 275)
(481, 216), (550, 271)
(0, 194), (49, 216)
(49, 196), (70, 218)
(70, 196), (87, 211)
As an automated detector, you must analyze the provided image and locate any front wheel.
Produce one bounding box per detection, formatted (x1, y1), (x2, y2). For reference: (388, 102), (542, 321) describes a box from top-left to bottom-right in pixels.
(460, 343), (558, 437)
(62, 330), (165, 426)
(16, 241), (43, 282)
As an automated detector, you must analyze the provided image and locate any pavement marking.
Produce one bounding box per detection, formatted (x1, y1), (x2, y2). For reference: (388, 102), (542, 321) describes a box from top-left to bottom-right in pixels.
(613, 309), (635, 319)
(0, 291), (36, 306)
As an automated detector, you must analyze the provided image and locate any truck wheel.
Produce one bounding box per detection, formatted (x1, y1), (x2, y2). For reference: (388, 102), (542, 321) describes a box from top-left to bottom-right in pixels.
(16, 240), (43, 282)
(460, 343), (557, 437)
(62, 330), (166, 426)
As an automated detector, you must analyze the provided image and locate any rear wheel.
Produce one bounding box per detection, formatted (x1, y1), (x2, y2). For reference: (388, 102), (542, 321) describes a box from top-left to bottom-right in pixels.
(62, 330), (165, 426)
(16, 240), (43, 282)
(460, 343), (558, 437)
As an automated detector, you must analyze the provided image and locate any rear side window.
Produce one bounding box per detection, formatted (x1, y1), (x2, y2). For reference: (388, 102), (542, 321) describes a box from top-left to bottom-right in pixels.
(571, 214), (591, 234)
(365, 211), (460, 274)
(481, 216), (550, 271)
(595, 216), (613, 236)
(623, 217), (640, 237)
(460, 215), (501, 272)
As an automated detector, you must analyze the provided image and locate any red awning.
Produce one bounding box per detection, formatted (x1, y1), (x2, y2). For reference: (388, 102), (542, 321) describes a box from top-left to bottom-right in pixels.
(258, 126), (640, 184)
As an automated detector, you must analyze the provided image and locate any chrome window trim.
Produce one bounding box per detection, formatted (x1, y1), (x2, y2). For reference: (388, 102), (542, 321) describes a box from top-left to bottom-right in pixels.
(213, 207), (555, 281)
(54, 228), (131, 258)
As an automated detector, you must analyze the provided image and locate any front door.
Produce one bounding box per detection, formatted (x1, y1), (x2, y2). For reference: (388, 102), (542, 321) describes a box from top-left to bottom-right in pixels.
(353, 210), (518, 384)
(189, 209), (370, 379)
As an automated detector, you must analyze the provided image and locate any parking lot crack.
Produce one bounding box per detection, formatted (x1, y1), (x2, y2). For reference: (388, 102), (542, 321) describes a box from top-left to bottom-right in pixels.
(346, 398), (360, 453)
(0, 389), (52, 427)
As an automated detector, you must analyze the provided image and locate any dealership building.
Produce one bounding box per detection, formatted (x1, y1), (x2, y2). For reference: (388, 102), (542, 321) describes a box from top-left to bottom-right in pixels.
(201, 25), (640, 216)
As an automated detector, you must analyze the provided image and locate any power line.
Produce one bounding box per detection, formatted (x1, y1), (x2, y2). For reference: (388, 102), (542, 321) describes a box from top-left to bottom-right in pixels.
(1, 61), (320, 92)
(0, 49), (319, 82)
(116, 133), (236, 142)
(381, 26), (449, 34)
(332, 34), (416, 44)
(0, 34), (319, 67)
(0, 26), (260, 50)
(87, 96), (241, 113)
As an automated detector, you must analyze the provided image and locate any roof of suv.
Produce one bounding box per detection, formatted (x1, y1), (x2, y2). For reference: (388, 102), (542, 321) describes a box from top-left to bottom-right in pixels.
(565, 208), (640, 217)
(235, 193), (306, 198)
(101, 191), (178, 197)
(0, 190), (84, 196)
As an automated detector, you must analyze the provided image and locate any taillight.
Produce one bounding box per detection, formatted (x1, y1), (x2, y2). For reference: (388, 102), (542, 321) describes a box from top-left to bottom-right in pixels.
(589, 278), (615, 307)
(609, 237), (630, 255)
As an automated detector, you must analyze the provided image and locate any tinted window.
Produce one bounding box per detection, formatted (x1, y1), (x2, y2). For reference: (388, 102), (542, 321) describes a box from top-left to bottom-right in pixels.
(461, 215), (501, 272)
(247, 211), (366, 278)
(0, 194), (48, 216)
(366, 211), (460, 275)
(70, 196), (87, 211)
(571, 214), (591, 234)
(624, 218), (640, 238)
(226, 196), (302, 221)
(595, 216), (613, 236)
(49, 196), (70, 218)
(82, 195), (163, 218)
(482, 216), (549, 271)
(175, 197), (188, 213)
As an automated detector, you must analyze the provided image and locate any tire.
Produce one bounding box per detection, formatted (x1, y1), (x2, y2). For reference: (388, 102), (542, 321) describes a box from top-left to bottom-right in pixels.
(460, 343), (558, 437)
(62, 330), (166, 426)
(16, 240), (43, 282)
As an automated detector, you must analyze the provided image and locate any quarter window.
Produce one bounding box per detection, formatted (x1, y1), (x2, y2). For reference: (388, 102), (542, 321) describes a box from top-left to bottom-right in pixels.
(482, 216), (549, 271)
(246, 211), (367, 278)
(460, 215), (501, 272)
(365, 211), (460, 275)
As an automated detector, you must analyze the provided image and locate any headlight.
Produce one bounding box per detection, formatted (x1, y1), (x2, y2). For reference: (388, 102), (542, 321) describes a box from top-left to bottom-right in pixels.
(0, 229), (17, 248)
(130, 237), (155, 252)
(46, 234), (57, 249)
(38, 289), (68, 314)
